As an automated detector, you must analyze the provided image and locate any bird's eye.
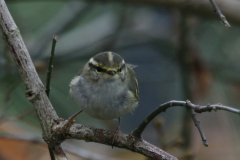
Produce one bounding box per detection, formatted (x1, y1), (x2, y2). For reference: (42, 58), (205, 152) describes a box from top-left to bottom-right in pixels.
(96, 67), (103, 72)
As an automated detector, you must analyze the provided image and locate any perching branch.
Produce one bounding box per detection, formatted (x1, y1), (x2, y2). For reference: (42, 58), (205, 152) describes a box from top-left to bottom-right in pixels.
(209, 0), (231, 28)
(55, 121), (177, 160)
(132, 100), (240, 145)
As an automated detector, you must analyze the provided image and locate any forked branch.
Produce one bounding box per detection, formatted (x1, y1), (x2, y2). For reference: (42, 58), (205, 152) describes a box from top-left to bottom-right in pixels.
(132, 100), (240, 146)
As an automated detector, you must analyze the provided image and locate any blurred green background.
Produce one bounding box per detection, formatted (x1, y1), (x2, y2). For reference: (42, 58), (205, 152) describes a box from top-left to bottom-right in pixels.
(0, 0), (240, 160)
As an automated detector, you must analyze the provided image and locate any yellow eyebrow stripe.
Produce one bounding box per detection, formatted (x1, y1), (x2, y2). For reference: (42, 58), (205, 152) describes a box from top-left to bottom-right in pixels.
(89, 58), (98, 66)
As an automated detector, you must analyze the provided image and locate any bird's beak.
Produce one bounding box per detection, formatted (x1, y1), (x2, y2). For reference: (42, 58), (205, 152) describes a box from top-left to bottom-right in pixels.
(107, 70), (116, 76)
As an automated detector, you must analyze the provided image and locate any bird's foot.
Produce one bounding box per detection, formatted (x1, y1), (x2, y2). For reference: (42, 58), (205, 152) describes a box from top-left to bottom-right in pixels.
(111, 126), (120, 148)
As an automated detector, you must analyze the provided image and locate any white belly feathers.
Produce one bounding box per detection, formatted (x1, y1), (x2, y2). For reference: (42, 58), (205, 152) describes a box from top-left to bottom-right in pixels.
(70, 76), (137, 120)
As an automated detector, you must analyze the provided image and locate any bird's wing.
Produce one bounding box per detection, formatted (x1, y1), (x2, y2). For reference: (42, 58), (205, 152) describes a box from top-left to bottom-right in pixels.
(127, 64), (139, 101)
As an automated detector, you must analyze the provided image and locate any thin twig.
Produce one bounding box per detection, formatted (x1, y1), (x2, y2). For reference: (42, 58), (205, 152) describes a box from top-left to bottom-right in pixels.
(46, 35), (57, 97)
(132, 100), (240, 146)
(187, 102), (208, 147)
(209, 0), (231, 28)
(45, 35), (57, 160)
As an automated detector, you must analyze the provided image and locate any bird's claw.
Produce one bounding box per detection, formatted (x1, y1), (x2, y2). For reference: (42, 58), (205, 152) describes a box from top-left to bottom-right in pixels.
(111, 126), (120, 148)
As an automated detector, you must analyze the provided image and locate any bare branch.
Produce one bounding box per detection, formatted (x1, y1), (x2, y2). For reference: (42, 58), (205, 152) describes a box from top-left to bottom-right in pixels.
(132, 100), (240, 143)
(55, 122), (177, 160)
(46, 35), (58, 98)
(209, 0), (231, 28)
(188, 107), (208, 147)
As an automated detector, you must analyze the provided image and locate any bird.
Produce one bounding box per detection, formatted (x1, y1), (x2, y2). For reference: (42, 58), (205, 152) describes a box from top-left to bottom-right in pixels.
(68, 51), (139, 133)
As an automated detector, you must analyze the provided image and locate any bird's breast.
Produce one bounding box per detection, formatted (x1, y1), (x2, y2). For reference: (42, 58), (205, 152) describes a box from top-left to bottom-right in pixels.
(70, 76), (137, 120)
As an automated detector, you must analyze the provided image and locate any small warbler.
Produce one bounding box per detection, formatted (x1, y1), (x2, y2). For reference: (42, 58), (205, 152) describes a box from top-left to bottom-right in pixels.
(69, 51), (139, 128)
